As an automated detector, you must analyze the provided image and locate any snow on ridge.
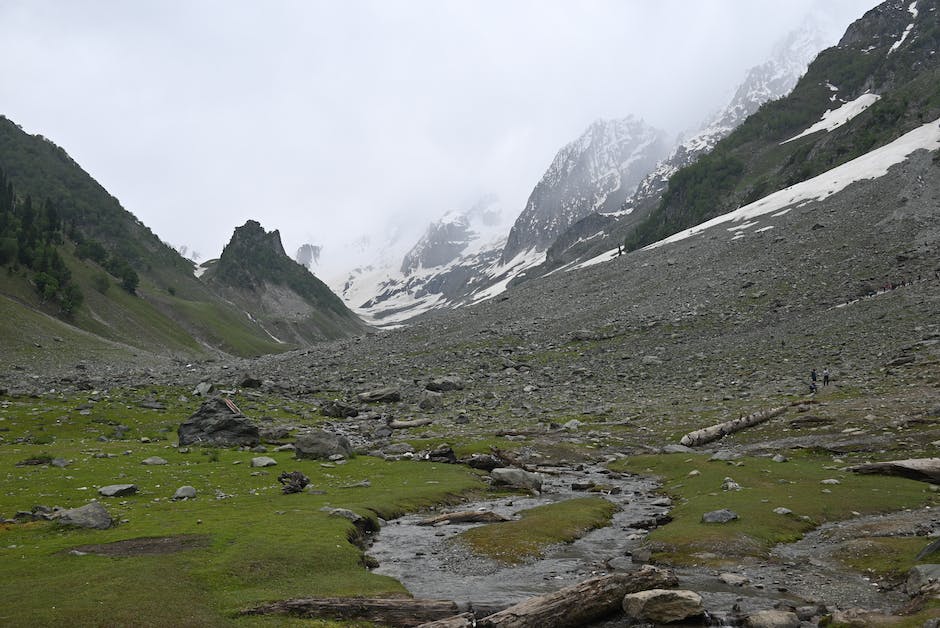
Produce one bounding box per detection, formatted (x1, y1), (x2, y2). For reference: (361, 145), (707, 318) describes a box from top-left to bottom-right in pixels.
(781, 93), (881, 144)
(889, 1), (918, 55)
(572, 116), (940, 270)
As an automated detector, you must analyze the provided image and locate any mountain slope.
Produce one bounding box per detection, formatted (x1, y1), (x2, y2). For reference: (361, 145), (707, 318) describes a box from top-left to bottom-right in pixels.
(534, 21), (833, 274)
(204, 220), (367, 343)
(501, 116), (669, 263)
(0, 116), (359, 359)
(623, 0), (940, 252)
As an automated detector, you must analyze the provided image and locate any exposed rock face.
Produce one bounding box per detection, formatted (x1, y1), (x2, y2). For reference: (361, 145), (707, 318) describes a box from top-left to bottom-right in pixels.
(178, 397), (260, 447)
(502, 116), (669, 263)
(57, 502), (113, 529)
(622, 589), (705, 624)
(294, 430), (353, 460)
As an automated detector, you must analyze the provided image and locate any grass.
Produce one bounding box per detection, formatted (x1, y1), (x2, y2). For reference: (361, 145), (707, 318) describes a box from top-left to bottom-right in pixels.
(833, 536), (940, 580)
(457, 497), (618, 564)
(0, 388), (485, 626)
(611, 453), (938, 565)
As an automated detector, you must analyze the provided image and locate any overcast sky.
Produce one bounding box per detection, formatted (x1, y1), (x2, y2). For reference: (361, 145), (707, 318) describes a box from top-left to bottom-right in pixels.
(0, 0), (877, 279)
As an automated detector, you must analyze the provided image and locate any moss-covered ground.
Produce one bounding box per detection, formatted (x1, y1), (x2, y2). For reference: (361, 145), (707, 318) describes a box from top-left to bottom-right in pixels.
(0, 389), (484, 626)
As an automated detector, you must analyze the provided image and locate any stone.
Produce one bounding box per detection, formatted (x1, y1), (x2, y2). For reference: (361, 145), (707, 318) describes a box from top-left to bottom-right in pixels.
(773, 507), (793, 516)
(323, 507), (363, 523)
(820, 478), (841, 485)
(239, 375), (262, 388)
(294, 430), (353, 460)
(905, 564), (940, 595)
(172, 486), (197, 500)
(721, 477), (741, 491)
(321, 400), (359, 418)
(426, 444), (457, 464)
(193, 381), (214, 397)
(425, 376), (464, 392)
(745, 609), (800, 627)
(702, 509), (738, 523)
(491, 468), (544, 492)
(661, 444), (694, 454)
(57, 502), (112, 529)
(710, 450), (740, 461)
(51, 458), (70, 468)
(357, 387), (401, 403)
(259, 426), (290, 442)
(622, 589), (704, 624)
(141, 456), (167, 465)
(418, 390), (444, 410)
(98, 484), (138, 497)
(251, 456), (278, 468)
(719, 572), (749, 587)
(461, 454), (501, 471)
(178, 397), (259, 447)
(278, 471), (310, 494)
(562, 419), (582, 431)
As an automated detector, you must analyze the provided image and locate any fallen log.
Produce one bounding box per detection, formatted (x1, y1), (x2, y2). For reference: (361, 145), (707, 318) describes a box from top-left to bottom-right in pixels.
(417, 510), (510, 526)
(847, 458), (940, 484)
(240, 597), (462, 626)
(388, 418), (434, 429)
(418, 566), (676, 628)
(679, 406), (787, 447)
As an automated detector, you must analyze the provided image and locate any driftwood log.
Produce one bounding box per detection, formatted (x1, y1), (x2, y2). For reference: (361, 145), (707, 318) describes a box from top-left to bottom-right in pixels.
(240, 597), (465, 626)
(417, 510), (510, 526)
(679, 406), (787, 447)
(389, 418), (434, 429)
(419, 566), (678, 628)
(847, 458), (940, 484)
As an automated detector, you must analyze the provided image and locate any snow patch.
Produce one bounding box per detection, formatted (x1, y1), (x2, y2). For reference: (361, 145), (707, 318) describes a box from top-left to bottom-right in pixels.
(782, 93), (881, 143)
(889, 1), (918, 54)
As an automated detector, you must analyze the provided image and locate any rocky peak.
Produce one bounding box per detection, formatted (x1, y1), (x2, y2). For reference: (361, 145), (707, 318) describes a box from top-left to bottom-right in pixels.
(501, 116), (669, 263)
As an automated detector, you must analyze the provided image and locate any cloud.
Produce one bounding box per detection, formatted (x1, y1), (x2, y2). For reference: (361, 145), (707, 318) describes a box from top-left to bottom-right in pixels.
(0, 0), (877, 279)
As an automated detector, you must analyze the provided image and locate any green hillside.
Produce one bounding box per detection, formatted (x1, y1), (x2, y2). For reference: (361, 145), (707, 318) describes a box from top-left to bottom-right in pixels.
(626, 0), (940, 250)
(0, 117), (358, 362)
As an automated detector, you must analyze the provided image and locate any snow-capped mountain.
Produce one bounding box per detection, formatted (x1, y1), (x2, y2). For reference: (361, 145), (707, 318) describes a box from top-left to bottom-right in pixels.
(501, 116), (670, 263)
(330, 196), (530, 325)
(626, 21), (830, 213)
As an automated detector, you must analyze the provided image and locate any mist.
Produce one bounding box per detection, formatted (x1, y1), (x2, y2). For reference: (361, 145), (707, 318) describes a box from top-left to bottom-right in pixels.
(0, 0), (877, 279)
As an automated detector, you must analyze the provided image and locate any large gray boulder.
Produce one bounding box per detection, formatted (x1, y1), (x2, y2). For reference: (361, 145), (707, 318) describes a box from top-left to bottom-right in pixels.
(294, 430), (353, 460)
(906, 564), (940, 595)
(58, 502), (112, 529)
(321, 400), (359, 418)
(622, 589), (704, 624)
(178, 397), (259, 447)
(702, 509), (738, 523)
(98, 484), (138, 497)
(491, 467), (544, 492)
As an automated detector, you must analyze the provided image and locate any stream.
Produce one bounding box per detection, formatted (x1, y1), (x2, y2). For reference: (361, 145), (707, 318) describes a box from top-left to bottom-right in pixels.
(367, 463), (912, 624)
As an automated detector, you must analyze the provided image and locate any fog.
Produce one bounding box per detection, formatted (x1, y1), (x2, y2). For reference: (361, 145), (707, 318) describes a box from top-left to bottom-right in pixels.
(0, 0), (877, 279)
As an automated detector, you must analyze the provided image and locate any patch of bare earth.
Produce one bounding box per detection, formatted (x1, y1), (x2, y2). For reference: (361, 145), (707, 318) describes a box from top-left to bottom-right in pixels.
(65, 534), (211, 557)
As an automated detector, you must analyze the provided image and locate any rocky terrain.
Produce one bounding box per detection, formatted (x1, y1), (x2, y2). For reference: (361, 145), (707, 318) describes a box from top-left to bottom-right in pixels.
(3, 133), (938, 625)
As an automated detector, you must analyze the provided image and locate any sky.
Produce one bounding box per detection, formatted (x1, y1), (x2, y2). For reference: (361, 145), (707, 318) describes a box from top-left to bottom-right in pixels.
(0, 0), (878, 280)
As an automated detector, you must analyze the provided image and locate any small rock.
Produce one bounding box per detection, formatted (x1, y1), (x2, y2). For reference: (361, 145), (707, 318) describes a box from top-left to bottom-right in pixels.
(719, 573), (749, 587)
(425, 376), (464, 392)
(357, 387), (401, 403)
(772, 454), (788, 463)
(172, 486), (197, 500)
(98, 484), (138, 497)
(251, 456), (278, 468)
(141, 456), (167, 466)
(491, 468), (543, 492)
(745, 609), (800, 628)
(702, 509), (738, 524)
(773, 507), (793, 516)
(820, 478), (841, 485)
(622, 589), (704, 624)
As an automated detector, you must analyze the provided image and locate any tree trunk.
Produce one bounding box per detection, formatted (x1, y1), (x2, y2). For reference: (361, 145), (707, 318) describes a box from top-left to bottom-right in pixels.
(418, 510), (510, 526)
(679, 406), (787, 447)
(419, 566), (677, 628)
(240, 597), (462, 626)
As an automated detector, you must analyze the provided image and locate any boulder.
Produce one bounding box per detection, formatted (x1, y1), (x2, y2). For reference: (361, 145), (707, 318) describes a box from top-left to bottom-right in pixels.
(702, 509), (738, 523)
(259, 426), (291, 442)
(251, 456), (278, 468)
(357, 387), (401, 403)
(426, 444), (457, 464)
(745, 609), (801, 627)
(906, 564), (940, 595)
(418, 390), (444, 410)
(172, 486), (197, 500)
(425, 376), (464, 392)
(719, 572), (749, 587)
(98, 484), (138, 497)
(622, 589), (704, 624)
(57, 502), (112, 529)
(141, 456), (167, 465)
(491, 468), (544, 492)
(239, 375), (262, 388)
(321, 400), (359, 418)
(193, 382), (214, 397)
(848, 458), (940, 484)
(294, 430), (353, 460)
(178, 397), (259, 447)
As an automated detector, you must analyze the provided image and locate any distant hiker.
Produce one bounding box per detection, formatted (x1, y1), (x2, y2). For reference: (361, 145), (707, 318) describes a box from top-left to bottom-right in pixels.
(823, 368), (830, 386)
(617, 245), (623, 257)
(811, 368), (817, 383)
(809, 380), (818, 394)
